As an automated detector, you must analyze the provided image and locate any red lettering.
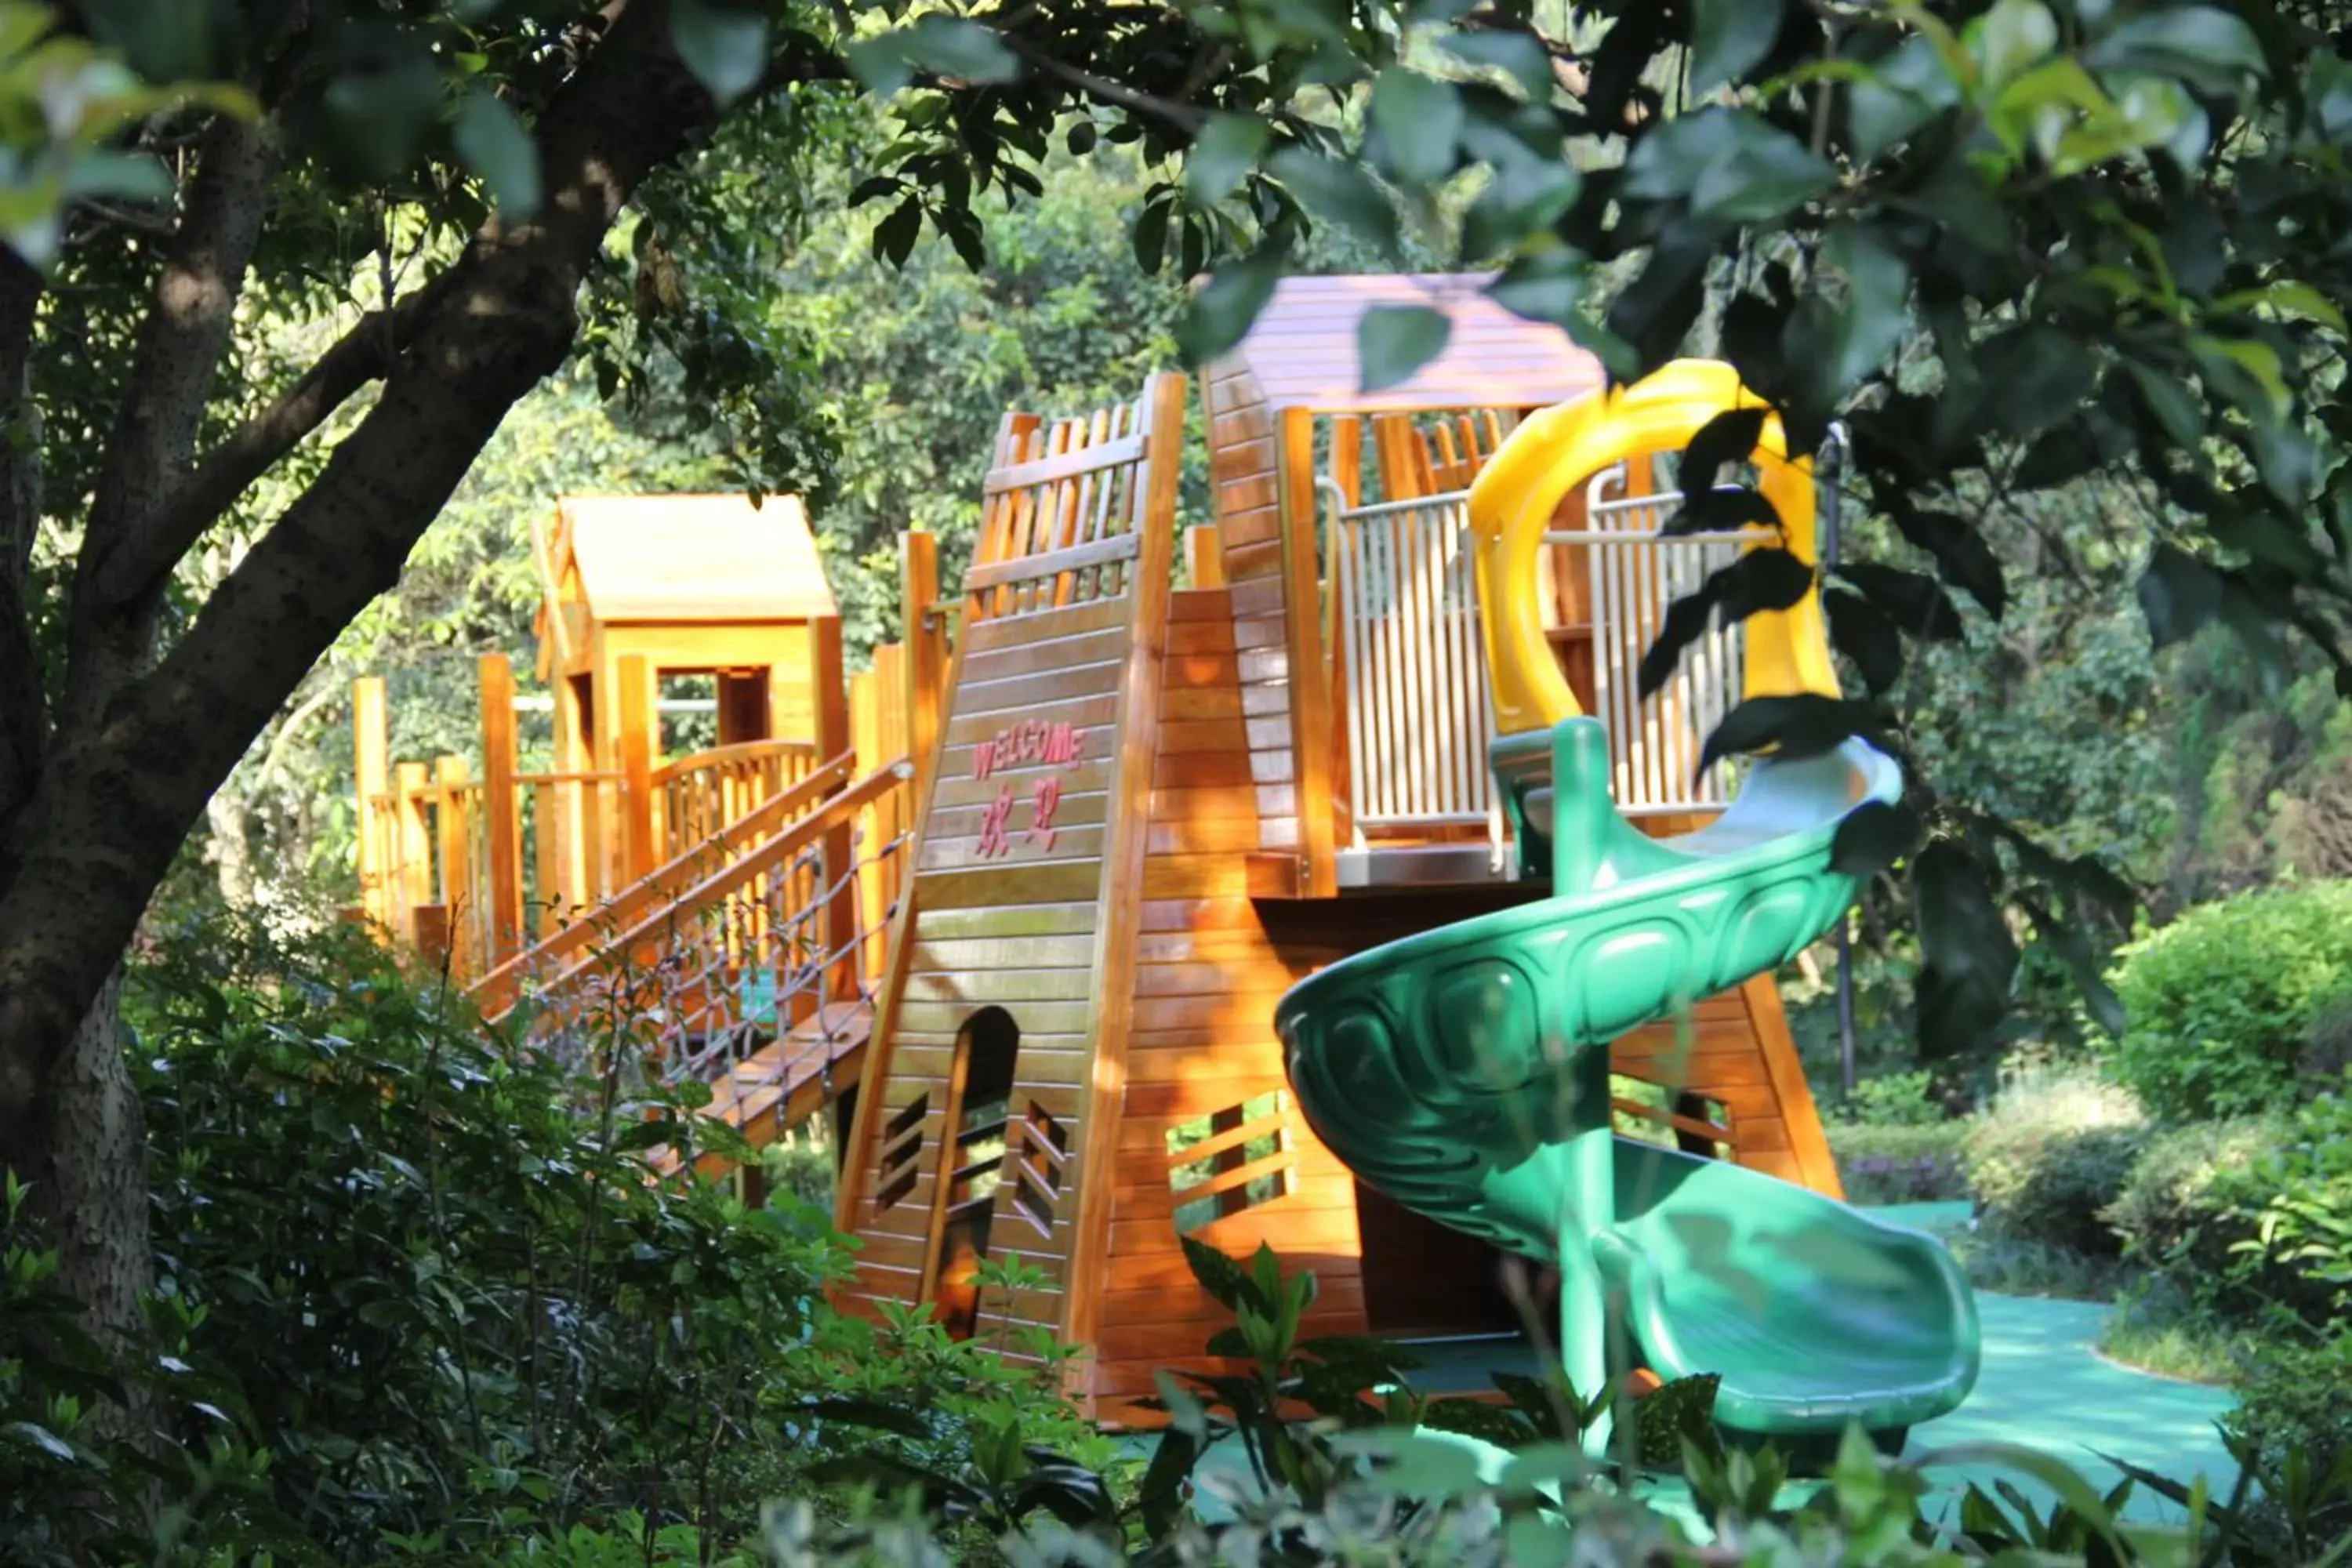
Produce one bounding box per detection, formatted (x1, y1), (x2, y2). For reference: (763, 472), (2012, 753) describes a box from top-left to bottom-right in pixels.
(976, 785), (1017, 858)
(1028, 777), (1063, 850)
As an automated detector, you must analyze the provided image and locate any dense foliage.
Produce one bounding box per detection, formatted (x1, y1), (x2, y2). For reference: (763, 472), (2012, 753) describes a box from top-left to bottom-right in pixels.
(2108, 880), (2352, 1120)
(4, 922), (1108, 1563)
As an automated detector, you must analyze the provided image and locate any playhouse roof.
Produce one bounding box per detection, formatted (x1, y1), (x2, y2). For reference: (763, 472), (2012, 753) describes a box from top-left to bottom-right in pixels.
(1218, 274), (1605, 415)
(546, 494), (838, 623)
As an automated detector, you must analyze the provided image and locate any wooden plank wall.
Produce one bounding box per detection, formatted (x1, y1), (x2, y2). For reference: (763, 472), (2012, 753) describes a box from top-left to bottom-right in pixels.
(1196, 362), (1308, 865)
(1088, 582), (1370, 1405)
(836, 376), (1186, 1354)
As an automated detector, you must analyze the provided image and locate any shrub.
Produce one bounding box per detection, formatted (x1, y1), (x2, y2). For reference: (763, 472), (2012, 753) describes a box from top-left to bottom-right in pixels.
(0, 924), (1099, 1563)
(2220, 1083), (2352, 1329)
(1964, 1066), (2149, 1256)
(1833, 1070), (1946, 1127)
(1827, 1121), (1970, 1204)
(2226, 1334), (2352, 1556)
(2103, 1116), (2277, 1287)
(2108, 880), (2352, 1120)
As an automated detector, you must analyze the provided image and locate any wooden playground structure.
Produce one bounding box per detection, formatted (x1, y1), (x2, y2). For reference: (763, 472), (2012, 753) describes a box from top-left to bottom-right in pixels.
(351, 274), (1842, 1418)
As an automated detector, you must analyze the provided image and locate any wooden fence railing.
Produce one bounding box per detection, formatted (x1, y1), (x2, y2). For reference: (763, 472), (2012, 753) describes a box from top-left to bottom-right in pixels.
(351, 532), (953, 1004)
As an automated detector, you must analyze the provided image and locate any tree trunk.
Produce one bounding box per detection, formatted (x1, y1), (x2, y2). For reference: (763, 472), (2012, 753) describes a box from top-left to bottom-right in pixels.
(21, 971), (154, 1444)
(204, 786), (256, 908)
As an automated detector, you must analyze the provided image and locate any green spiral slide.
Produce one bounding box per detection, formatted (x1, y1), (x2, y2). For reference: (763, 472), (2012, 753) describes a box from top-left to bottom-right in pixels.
(1274, 717), (1982, 1460)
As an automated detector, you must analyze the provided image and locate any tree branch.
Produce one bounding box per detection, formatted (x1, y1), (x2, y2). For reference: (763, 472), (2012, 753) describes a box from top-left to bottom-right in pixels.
(90, 291), (433, 611)
(63, 114), (278, 726)
(0, 0), (720, 1161)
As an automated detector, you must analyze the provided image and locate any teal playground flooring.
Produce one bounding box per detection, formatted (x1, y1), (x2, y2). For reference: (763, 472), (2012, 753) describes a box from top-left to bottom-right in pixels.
(1127, 1203), (2239, 1530)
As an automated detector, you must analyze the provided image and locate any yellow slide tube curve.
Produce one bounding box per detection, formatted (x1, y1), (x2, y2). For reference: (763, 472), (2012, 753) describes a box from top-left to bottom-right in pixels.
(1468, 359), (1841, 736)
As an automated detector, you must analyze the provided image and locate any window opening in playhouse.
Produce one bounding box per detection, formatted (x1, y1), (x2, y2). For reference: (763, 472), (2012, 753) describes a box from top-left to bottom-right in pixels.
(933, 1007), (1022, 1341)
(1166, 1090), (1296, 1235)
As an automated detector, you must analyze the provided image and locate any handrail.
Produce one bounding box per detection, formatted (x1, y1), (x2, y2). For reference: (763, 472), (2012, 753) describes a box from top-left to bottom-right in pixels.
(651, 736), (818, 787)
(470, 750), (858, 1015)
(488, 756), (911, 1024)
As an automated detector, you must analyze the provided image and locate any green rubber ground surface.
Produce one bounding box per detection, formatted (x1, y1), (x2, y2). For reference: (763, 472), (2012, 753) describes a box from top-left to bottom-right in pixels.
(1120, 1204), (2239, 1530)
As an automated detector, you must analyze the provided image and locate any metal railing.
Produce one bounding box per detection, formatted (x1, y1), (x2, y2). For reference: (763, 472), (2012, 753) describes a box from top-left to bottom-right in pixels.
(1549, 462), (1779, 817)
(1320, 480), (1504, 855)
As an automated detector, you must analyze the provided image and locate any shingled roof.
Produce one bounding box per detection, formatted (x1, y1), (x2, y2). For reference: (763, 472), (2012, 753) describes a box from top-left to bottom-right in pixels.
(1217, 273), (1606, 414)
(543, 494), (838, 623)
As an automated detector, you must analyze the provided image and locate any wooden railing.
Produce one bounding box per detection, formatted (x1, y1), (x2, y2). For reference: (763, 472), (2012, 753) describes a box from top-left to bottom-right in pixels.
(655, 738), (821, 866)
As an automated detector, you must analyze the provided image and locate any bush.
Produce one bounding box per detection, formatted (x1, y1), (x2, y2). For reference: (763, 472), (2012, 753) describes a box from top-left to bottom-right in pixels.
(2227, 1334), (2352, 1556)
(1833, 1070), (1947, 1127)
(1827, 1121), (1971, 1203)
(2220, 1083), (2352, 1329)
(2103, 1116), (2278, 1283)
(2109, 880), (2352, 1120)
(4, 924), (1100, 1563)
(1965, 1066), (2149, 1256)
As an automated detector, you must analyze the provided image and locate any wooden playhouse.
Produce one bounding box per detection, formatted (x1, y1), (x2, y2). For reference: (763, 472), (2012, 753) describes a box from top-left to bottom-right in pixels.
(831, 275), (1844, 1416)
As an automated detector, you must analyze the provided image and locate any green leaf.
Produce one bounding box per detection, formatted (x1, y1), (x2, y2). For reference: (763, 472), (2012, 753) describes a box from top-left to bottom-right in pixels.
(1846, 35), (1965, 163)
(452, 91), (541, 220)
(1681, 408), (1769, 492)
(1132, 195), (1172, 273)
(59, 149), (172, 205)
(1910, 841), (2019, 1057)
(1269, 145), (1396, 249)
(1835, 561), (1965, 639)
(2017, 896), (2125, 1038)
(1185, 113), (1270, 208)
(1884, 506), (2005, 619)
(1690, 0), (1784, 95)
(1438, 30), (1553, 100)
(1820, 223), (1907, 397)
(1969, 323), (2096, 441)
(872, 197), (922, 267)
(1699, 695), (1881, 774)
(1359, 304), (1450, 394)
(1969, 0), (2058, 89)
(2123, 361), (2205, 448)
(1179, 1233), (1269, 1314)
(1621, 108), (1835, 224)
(1824, 586), (1904, 694)
(1178, 246), (1285, 367)
(1831, 800), (1921, 877)
(902, 16), (1021, 83)
(2082, 7), (2267, 99)
(2135, 541), (2220, 648)
(671, 0), (770, 107)
(1370, 69), (1464, 188)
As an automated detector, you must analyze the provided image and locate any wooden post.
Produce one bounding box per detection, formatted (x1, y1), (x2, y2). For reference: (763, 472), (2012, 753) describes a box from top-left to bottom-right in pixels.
(352, 677), (389, 934)
(811, 615), (858, 1010)
(394, 760), (431, 947)
(1278, 405), (1340, 897)
(617, 653), (657, 882)
(434, 754), (474, 977)
(901, 529), (942, 803)
(478, 653), (523, 966)
(1184, 523), (1226, 590)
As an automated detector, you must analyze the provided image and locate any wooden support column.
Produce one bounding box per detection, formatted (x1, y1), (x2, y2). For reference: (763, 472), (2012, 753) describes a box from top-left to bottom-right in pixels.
(434, 754), (474, 977)
(1184, 524), (1226, 589)
(394, 760), (431, 947)
(811, 615), (858, 1007)
(1278, 406), (1339, 897)
(352, 677), (388, 934)
(617, 653), (657, 882)
(478, 654), (523, 966)
(901, 529), (943, 803)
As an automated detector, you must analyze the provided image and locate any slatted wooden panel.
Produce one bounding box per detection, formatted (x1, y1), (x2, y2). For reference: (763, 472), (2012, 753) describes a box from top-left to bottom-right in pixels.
(1196, 361), (1308, 865)
(1091, 583), (1371, 1403)
(836, 376), (1187, 1351)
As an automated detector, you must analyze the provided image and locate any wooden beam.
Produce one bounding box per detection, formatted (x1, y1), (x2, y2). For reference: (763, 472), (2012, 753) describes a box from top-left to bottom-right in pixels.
(1184, 524), (1226, 590)
(394, 760), (431, 946)
(352, 677), (389, 934)
(812, 615), (860, 1007)
(1062, 370), (1188, 1398)
(478, 653), (523, 966)
(902, 530), (944, 806)
(434, 754), (473, 977)
(1277, 406), (1338, 898)
(617, 653), (657, 881)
